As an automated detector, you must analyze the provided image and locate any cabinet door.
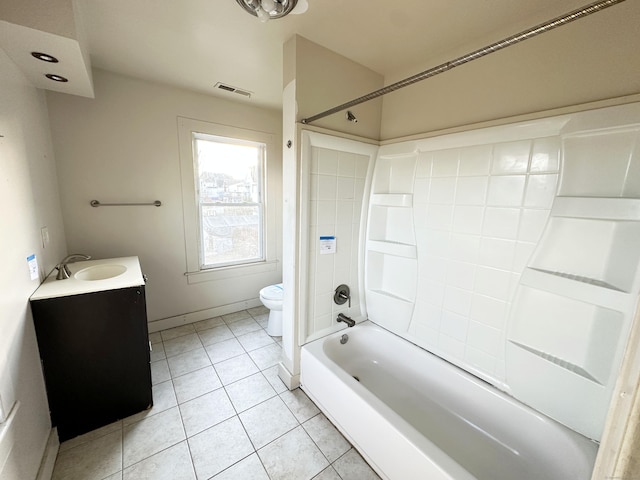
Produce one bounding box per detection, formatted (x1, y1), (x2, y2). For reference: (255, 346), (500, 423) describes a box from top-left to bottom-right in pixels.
(31, 286), (152, 441)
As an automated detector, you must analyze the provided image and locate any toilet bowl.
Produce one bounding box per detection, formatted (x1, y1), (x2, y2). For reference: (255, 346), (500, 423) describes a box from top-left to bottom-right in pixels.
(259, 283), (283, 337)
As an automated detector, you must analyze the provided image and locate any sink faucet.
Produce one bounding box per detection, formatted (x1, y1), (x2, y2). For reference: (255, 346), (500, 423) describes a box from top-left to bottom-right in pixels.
(337, 313), (355, 327)
(55, 254), (91, 280)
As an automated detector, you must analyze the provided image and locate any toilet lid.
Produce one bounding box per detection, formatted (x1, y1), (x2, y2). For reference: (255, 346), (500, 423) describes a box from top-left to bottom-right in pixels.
(260, 283), (283, 301)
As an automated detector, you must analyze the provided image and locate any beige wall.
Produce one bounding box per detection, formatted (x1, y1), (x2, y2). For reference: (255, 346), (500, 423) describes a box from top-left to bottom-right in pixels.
(380, 0), (640, 140)
(46, 69), (283, 322)
(0, 48), (65, 479)
(288, 35), (384, 141)
(0, 0), (76, 38)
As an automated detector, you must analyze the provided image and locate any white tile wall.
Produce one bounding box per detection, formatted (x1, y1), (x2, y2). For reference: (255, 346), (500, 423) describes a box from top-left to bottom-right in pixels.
(409, 137), (560, 381)
(560, 130), (639, 197)
(492, 141), (531, 174)
(306, 147), (370, 339)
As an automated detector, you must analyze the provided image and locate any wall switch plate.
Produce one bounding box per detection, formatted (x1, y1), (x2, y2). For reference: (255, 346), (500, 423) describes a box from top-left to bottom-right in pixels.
(41, 227), (49, 249)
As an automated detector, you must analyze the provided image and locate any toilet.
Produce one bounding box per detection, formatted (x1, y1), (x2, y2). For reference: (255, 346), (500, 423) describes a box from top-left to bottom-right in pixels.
(259, 283), (283, 337)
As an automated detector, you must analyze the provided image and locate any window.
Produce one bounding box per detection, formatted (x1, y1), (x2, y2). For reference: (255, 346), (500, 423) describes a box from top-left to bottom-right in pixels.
(178, 117), (277, 283)
(193, 134), (265, 268)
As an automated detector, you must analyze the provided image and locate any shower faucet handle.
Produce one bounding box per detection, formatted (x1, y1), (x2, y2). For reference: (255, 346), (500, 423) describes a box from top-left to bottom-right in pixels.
(338, 291), (351, 308)
(334, 284), (351, 308)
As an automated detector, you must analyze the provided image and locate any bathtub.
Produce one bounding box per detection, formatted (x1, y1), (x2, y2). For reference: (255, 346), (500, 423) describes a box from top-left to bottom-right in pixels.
(300, 321), (598, 480)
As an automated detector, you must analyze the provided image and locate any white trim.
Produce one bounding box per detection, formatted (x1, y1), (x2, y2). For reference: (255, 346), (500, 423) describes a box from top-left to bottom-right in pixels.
(592, 300), (640, 479)
(177, 117), (278, 283)
(277, 361), (300, 390)
(35, 428), (59, 480)
(148, 297), (263, 333)
(0, 401), (19, 478)
(184, 260), (278, 284)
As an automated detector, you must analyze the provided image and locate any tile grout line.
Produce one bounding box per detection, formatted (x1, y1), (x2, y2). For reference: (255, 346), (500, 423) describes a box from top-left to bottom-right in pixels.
(56, 309), (280, 480)
(119, 423), (124, 480)
(206, 310), (274, 478)
(170, 310), (278, 478)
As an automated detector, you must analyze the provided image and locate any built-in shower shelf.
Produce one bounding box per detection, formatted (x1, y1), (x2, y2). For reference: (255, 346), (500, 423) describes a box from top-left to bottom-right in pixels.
(367, 240), (417, 258)
(529, 268), (624, 291)
(520, 268), (631, 310)
(509, 340), (603, 385)
(365, 289), (415, 332)
(367, 289), (413, 303)
(370, 193), (413, 207)
(552, 196), (640, 220)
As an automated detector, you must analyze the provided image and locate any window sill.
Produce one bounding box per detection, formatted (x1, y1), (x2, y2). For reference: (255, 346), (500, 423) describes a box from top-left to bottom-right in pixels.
(184, 260), (278, 284)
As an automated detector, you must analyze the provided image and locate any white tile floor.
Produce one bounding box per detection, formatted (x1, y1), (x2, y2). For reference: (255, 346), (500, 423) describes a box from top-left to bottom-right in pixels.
(51, 307), (381, 480)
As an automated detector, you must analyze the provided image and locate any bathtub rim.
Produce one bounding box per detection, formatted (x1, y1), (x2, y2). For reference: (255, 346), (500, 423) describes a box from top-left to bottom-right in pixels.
(301, 335), (476, 480)
(300, 320), (598, 480)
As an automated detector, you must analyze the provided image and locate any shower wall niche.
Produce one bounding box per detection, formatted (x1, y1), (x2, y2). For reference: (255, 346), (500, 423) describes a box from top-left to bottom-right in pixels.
(364, 103), (640, 441)
(366, 154), (418, 332)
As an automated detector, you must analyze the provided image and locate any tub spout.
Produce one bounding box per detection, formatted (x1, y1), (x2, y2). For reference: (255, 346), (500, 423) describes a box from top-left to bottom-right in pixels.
(337, 313), (355, 327)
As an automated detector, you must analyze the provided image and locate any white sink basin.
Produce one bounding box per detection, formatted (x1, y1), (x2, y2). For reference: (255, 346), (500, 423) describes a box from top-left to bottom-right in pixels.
(74, 264), (128, 281)
(31, 256), (143, 300)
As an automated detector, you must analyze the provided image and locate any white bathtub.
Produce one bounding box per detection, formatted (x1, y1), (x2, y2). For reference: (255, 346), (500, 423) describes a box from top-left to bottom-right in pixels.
(300, 322), (598, 480)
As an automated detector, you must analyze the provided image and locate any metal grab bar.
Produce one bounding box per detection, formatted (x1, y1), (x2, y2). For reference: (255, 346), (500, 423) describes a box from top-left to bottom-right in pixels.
(90, 200), (162, 207)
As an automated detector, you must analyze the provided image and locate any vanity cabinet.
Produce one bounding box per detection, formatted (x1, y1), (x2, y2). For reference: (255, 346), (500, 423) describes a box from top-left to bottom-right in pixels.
(30, 270), (152, 441)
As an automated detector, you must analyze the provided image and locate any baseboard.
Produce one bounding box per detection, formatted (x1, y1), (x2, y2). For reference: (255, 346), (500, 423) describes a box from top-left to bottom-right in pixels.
(278, 362), (300, 390)
(0, 402), (19, 478)
(148, 298), (263, 333)
(35, 428), (58, 480)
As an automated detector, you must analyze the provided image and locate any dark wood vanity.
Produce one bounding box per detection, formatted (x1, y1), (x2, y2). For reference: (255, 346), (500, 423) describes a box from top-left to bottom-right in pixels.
(30, 257), (153, 441)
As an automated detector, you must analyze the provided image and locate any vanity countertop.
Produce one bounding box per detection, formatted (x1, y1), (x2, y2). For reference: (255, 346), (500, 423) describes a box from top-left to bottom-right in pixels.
(31, 256), (144, 301)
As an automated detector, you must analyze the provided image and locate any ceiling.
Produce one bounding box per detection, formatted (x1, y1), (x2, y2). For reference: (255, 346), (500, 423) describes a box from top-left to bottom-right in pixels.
(76, 0), (593, 110)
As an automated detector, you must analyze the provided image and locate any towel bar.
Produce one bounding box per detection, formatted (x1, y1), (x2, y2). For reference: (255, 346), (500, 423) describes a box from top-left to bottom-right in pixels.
(90, 200), (161, 207)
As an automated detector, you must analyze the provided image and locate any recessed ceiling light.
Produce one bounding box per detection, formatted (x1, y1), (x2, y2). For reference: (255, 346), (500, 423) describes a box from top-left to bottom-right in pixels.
(45, 74), (68, 83)
(31, 52), (59, 63)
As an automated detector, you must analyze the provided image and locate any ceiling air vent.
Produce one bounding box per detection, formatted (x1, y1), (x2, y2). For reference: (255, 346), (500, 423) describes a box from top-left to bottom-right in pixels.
(214, 82), (252, 98)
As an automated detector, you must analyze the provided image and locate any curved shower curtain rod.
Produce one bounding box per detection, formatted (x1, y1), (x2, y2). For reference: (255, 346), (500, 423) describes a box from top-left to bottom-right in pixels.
(301, 0), (627, 125)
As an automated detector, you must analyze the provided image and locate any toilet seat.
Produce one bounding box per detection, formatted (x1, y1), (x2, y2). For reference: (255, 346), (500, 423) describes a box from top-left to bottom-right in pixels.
(259, 283), (283, 337)
(260, 283), (283, 302)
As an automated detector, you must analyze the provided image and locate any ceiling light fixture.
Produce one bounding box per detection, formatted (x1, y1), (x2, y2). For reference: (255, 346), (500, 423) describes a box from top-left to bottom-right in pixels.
(235, 0), (305, 22)
(45, 74), (69, 83)
(31, 51), (59, 63)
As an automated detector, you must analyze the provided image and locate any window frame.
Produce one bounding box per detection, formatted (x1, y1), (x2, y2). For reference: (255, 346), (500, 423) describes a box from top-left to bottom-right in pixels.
(193, 133), (266, 269)
(178, 117), (277, 284)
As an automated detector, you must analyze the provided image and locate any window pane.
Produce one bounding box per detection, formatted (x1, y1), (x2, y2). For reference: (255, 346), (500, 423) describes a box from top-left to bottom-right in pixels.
(193, 134), (265, 269)
(195, 139), (260, 204)
(201, 205), (261, 267)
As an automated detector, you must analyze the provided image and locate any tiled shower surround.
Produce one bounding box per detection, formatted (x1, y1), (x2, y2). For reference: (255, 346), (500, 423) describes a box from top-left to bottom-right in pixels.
(301, 103), (640, 441)
(305, 146), (371, 337)
(364, 109), (640, 440)
(302, 134), (560, 372)
(408, 138), (560, 378)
